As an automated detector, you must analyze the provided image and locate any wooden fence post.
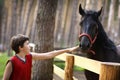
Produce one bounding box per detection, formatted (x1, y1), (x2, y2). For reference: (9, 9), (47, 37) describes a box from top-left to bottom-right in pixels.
(99, 62), (120, 80)
(64, 56), (74, 80)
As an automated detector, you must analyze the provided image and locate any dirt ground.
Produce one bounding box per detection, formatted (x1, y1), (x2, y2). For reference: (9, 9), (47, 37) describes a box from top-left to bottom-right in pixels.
(53, 71), (86, 80)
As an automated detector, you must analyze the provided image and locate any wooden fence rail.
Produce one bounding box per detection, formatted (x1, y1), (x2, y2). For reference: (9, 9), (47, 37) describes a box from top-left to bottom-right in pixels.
(54, 53), (120, 80)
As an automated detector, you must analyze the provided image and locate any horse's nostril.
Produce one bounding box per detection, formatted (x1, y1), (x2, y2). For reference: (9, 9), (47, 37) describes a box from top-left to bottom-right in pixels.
(87, 43), (90, 48)
(79, 43), (86, 50)
(79, 42), (90, 50)
(79, 44), (82, 48)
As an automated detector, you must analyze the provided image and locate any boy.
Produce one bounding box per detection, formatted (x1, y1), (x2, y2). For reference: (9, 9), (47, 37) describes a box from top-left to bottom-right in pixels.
(3, 34), (79, 80)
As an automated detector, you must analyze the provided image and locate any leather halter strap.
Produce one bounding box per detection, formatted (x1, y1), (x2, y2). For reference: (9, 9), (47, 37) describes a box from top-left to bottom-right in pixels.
(79, 32), (98, 54)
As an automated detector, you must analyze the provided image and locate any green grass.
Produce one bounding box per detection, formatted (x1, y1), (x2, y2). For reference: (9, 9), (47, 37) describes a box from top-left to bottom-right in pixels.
(54, 58), (84, 71)
(0, 53), (9, 78)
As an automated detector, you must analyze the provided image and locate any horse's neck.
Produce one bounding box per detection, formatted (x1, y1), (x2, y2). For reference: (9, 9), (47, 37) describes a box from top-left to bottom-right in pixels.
(88, 22), (120, 62)
(90, 38), (119, 62)
(93, 24), (112, 52)
(89, 43), (106, 61)
(117, 45), (120, 56)
(92, 37), (105, 52)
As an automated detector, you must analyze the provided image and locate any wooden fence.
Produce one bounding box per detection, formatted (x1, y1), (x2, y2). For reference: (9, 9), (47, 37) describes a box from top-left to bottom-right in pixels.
(54, 53), (120, 80)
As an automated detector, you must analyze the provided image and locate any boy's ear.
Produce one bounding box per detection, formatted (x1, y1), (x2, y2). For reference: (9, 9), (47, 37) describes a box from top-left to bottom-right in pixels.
(19, 46), (23, 51)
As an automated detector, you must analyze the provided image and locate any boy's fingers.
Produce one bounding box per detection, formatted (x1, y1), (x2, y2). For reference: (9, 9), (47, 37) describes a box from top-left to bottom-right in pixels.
(70, 45), (79, 51)
(72, 46), (79, 50)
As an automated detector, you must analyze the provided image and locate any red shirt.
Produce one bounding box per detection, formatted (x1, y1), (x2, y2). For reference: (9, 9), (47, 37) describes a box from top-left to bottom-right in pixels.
(8, 54), (32, 80)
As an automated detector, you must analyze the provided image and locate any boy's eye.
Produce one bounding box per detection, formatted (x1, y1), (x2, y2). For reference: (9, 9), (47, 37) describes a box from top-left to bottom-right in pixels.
(27, 42), (29, 44)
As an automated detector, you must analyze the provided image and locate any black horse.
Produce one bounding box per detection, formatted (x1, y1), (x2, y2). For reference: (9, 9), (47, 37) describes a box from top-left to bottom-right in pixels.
(78, 4), (120, 80)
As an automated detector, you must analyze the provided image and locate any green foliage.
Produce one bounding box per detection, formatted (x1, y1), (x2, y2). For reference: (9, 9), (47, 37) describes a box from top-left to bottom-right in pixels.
(0, 0), (4, 6)
(0, 53), (9, 78)
(74, 65), (84, 71)
(54, 58), (84, 71)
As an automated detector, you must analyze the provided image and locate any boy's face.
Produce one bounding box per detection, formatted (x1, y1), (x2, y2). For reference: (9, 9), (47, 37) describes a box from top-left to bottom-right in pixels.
(21, 40), (30, 54)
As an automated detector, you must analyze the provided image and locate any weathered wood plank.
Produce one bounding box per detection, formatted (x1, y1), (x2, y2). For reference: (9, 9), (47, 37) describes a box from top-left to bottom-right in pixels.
(56, 53), (101, 74)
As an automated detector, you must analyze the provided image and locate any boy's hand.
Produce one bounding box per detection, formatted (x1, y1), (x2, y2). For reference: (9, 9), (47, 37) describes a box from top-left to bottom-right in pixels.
(68, 46), (79, 52)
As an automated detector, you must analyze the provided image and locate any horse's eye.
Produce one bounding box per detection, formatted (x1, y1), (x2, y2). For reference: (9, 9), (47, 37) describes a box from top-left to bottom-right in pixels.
(92, 26), (97, 34)
(89, 24), (98, 38)
(94, 24), (98, 32)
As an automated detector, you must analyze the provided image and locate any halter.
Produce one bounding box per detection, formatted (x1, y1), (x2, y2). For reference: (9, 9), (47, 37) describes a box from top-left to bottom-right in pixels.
(79, 32), (98, 54)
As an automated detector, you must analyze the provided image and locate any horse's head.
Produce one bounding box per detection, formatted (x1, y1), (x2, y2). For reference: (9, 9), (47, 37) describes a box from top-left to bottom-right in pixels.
(78, 4), (102, 54)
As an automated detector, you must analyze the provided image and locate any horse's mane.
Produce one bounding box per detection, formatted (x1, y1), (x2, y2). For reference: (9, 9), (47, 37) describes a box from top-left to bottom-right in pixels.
(96, 16), (117, 53)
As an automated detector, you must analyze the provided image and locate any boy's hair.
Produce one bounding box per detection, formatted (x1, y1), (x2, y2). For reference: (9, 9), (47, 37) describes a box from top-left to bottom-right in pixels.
(10, 34), (29, 53)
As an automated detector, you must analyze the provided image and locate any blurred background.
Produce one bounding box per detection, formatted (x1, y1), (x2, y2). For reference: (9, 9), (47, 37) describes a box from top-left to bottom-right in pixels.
(0, 0), (120, 79)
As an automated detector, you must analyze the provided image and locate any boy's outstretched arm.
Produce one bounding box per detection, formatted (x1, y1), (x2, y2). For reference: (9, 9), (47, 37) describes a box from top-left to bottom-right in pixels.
(31, 46), (79, 60)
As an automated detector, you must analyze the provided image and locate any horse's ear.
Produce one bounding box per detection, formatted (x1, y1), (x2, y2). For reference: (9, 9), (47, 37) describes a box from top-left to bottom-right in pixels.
(79, 4), (85, 16)
(97, 7), (103, 17)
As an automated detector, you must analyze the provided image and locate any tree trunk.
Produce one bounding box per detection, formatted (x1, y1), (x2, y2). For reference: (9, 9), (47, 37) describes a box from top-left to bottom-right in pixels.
(20, 0), (30, 34)
(32, 0), (58, 80)
(54, 0), (64, 48)
(68, 0), (79, 47)
(118, 0), (120, 38)
(25, 0), (38, 36)
(0, 1), (3, 43)
(1, 0), (7, 49)
(107, 0), (116, 35)
(101, 0), (109, 28)
(16, 0), (22, 34)
(5, 0), (13, 56)
(63, 0), (73, 47)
